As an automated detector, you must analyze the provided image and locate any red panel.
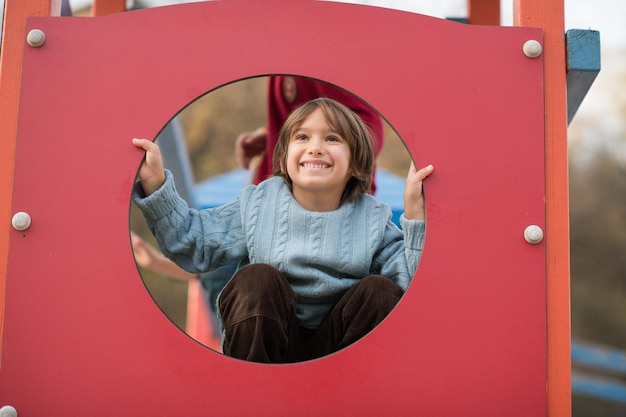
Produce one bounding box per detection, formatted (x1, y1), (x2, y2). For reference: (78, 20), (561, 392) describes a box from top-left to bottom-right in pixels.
(1, 1), (545, 415)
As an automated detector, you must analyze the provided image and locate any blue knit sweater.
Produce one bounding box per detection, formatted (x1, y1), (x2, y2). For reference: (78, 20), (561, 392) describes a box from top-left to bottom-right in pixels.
(133, 170), (425, 329)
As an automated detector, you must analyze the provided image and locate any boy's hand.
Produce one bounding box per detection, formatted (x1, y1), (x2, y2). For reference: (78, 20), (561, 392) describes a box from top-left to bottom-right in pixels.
(133, 138), (166, 196)
(235, 127), (267, 169)
(404, 162), (434, 220)
(130, 231), (162, 270)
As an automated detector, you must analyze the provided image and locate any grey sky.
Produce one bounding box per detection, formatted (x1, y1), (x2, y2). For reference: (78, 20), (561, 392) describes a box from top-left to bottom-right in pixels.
(63, 0), (626, 47)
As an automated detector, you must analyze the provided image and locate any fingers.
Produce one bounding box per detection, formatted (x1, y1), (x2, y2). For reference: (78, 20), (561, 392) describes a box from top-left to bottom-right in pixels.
(132, 137), (148, 149)
(132, 138), (157, 153)
(132, 138), (163, 166)
(407, 162), (434, 182)
(132, 137), (165, 195)
(403, 162), (433, 220)
(416, 164), (434, 181)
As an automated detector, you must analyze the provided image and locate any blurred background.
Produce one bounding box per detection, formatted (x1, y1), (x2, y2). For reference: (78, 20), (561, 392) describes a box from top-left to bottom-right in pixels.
(53, 0), (626, 414)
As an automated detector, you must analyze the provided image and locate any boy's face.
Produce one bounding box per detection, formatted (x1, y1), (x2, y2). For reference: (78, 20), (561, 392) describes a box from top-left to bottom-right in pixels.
(286, 108), (353, 207)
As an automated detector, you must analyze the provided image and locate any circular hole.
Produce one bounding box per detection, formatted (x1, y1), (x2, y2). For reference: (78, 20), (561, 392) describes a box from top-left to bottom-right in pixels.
(131, 75), (421, 363)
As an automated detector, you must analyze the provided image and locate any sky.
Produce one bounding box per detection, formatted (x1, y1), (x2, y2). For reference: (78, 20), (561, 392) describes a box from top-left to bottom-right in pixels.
(61, 0), (626, 48)
(354, 0), (626, 48)
(0, 0), (619, 50)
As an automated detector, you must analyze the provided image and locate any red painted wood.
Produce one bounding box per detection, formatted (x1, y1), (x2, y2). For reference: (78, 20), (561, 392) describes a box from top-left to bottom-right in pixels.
(0, 1), (546, 415)
(186, 279), (221, 351)
(0, 0), (60, 362)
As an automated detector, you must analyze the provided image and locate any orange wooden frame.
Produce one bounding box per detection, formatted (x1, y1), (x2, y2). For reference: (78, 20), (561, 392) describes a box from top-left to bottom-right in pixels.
(0, 0), (570, 415)
(468, 0), (501, 25)
(513, 2), (571, 416)
(91, 0), (125, 16)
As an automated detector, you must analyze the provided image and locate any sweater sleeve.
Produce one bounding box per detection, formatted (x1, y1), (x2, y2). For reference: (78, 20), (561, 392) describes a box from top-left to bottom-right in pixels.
(132, 170), (248, 273)
(400, 214), (426, 278)
(370, 212), (425, 291)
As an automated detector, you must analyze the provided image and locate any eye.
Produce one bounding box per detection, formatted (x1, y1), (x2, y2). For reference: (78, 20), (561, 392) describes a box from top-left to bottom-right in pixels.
(326, 135), (341, 142)
(294, 133), (308, 141)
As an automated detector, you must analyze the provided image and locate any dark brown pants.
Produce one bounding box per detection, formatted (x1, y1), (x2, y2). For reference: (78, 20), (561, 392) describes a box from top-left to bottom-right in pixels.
(218, 263), (403, 363)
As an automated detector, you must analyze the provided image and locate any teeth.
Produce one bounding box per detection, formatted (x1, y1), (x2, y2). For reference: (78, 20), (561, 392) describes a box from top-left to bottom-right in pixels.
(303, 163), (327, 168)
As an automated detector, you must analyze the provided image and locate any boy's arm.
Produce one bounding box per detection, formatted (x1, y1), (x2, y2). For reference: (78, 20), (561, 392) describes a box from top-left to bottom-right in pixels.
(132, 170), (247, 274)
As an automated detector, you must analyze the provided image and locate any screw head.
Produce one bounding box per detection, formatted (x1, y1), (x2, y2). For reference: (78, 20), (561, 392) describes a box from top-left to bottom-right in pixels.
(524, 225), (544, 244)
(0, 405), (18, 417)
(11, 212), (32, 231)
(523, 40), (542, 58)
(27, 29), (46, 47)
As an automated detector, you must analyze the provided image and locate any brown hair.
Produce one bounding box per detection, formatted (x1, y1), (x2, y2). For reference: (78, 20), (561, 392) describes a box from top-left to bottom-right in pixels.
(272, 97), (375, 202)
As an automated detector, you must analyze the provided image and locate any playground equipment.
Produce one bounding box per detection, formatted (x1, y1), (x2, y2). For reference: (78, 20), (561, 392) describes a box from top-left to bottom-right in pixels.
(0, 0), (599, 415)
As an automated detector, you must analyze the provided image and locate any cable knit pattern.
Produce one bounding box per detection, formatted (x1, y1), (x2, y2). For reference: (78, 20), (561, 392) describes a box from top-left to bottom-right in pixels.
(241, 179), (264, 265)
(337, 202), (354, 274)
(272, 187), (291, 272)
(133, 170), (426, 330)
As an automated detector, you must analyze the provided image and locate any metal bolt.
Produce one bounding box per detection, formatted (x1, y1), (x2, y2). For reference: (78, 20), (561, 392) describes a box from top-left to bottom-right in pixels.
(11, 212), (32, 231)
(523, 40), (542, 58)
(524, 225), (544, 244)
(27, 29), (46, 47)
(0, 405), (18, 417)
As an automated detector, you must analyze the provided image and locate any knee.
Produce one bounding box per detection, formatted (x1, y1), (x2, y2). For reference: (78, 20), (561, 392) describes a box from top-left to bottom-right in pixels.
(357, 275), (404, 304)
(219, 263), (296, 325)
(229, 263), (284, 294)
(219, 263), (294, 308)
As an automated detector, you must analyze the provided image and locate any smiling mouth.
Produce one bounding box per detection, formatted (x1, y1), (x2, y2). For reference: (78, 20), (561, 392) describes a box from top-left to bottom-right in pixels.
(301, 162), (330, 169)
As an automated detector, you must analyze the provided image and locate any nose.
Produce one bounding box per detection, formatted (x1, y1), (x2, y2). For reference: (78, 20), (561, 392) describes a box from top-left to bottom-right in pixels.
(307, 136), (324, 154)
